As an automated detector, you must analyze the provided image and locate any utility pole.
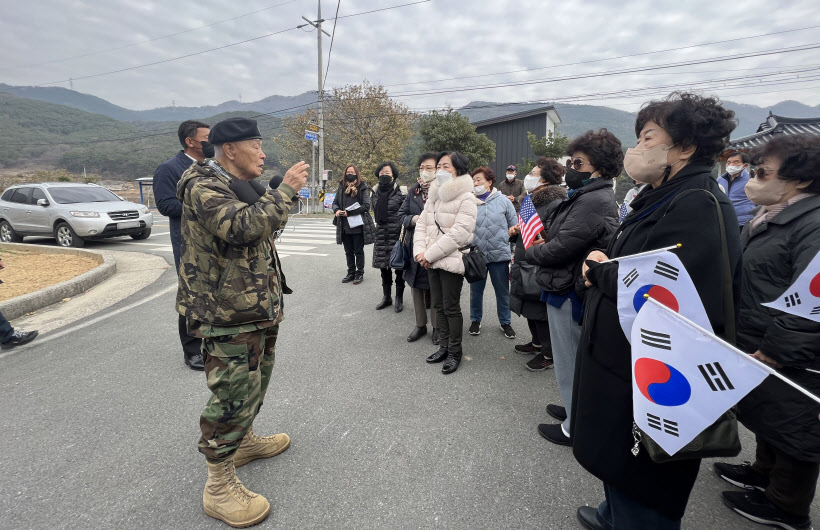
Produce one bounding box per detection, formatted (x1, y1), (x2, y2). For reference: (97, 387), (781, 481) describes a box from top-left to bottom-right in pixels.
(301, 1), (330, 213)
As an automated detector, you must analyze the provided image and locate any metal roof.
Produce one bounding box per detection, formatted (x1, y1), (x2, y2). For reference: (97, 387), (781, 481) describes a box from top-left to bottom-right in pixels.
(471, 105), (562, 128)
(729, 112), (820, 149)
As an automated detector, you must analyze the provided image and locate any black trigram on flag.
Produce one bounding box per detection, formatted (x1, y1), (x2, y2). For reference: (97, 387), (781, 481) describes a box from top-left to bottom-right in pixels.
(623, 268), (639, 288)
(698, 362), (735, 391)
(812, 306), (820, 316)
(784, 292), (802, 308)
(647, 413), (679, 437)
(640, 328), (671, 350)
(653, 261), (680, 281)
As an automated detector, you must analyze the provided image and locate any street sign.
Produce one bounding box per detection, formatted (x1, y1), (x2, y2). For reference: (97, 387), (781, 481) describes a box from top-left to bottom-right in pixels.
(299, 187), (311, 199)
(304, 130), (318, 142)
(307, 124), (319, 132)
(322, 170), (331, 181)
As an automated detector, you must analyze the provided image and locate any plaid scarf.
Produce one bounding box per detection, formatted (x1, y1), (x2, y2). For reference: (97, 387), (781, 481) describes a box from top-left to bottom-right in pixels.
(417, 177), (431, 202)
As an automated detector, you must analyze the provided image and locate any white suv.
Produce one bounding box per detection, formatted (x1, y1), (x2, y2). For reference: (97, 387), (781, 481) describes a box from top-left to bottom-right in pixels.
(0, 183), (153, 247)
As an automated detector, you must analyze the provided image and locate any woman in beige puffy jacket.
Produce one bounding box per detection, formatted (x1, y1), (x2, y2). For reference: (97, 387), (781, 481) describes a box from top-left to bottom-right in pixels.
(413, 151), (478, 374)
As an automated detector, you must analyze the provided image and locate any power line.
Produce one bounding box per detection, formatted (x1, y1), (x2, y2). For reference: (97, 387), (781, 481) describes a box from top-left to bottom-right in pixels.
(383, 23), (820, 89)
(323, 0), (342, 93)
(3, 0), (303, 71)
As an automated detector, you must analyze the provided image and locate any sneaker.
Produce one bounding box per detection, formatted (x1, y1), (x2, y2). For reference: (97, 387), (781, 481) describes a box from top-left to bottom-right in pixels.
(514, 342), (541, 354)
(713, 461), (769, 491)
(501, 324), (516, 339)
(526, 353), (554, 372)
(538, 423), (572, 446)
(547, 404), (567, 422)
(722, 490), (811, 530)
(1, 329), (39, 350)
(468, 321), (481, 335)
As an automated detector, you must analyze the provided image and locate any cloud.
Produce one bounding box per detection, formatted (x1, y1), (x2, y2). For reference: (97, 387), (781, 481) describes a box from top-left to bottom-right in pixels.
(0, 0), (818, 112)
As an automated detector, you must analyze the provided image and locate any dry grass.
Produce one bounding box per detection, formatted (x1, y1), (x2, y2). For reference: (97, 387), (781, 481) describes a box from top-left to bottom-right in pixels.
(0, 248), (100, 301)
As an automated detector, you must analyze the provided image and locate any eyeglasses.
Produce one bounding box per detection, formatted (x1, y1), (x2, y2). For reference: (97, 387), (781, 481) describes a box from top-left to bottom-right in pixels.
(566, 158), (588, 171)
(753, 167), (778, 179)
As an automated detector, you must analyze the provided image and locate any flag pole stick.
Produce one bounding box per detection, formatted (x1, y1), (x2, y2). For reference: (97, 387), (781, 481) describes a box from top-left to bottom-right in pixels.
(645, 296), (820, 406)
(601, 244), (682, 264)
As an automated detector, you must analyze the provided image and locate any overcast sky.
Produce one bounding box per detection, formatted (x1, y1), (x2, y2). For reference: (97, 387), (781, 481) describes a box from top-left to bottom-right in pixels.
(1, 0), (819, 112)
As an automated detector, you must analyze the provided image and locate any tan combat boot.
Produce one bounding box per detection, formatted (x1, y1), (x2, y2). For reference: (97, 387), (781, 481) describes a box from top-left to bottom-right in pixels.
(203, 458), (270, 528)
(234, 427), (291, 468)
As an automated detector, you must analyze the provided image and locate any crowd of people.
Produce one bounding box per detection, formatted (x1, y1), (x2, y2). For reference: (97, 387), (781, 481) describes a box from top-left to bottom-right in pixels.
(329, 92), (820, 530)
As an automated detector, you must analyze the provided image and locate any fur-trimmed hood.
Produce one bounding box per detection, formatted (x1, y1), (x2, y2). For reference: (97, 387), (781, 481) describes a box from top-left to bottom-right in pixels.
(530, 184), (567, 207)
(428, 173), (475, 203)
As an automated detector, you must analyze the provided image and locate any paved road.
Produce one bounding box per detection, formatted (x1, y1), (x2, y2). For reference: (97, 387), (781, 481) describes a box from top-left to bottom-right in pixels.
(1, 215), (815, 529)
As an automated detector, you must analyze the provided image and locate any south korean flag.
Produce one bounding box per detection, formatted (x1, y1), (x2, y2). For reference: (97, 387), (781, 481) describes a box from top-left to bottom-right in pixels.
(762, 249), (820, 323)
(632, 298), (769, 456)
(617, 250), (712, 342)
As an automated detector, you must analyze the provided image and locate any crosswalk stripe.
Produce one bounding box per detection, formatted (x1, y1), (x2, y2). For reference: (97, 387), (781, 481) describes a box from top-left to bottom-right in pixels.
(279, 251), (329, 257)
(276, 238), (334, 245)
(276, 244), (317, 251)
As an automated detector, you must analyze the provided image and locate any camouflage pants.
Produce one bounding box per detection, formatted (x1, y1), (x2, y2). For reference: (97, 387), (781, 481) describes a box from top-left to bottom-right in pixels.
(198, 326), (278, 462)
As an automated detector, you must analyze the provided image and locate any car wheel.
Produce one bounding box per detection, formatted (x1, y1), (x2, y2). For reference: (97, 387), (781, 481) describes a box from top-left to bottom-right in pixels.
(130, 228), (151, 240)
(54, 222), (85, 248)
(0, 220), (23, 243)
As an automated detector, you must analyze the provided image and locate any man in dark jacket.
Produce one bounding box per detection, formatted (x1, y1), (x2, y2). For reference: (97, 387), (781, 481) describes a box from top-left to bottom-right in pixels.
(152, 119), (210, 370)
(498, 164), (527, 212)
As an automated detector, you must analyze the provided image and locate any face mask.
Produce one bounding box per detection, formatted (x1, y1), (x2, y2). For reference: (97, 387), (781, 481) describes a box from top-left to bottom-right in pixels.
(419, 169), (436, 183)
(436, 169), (452, 186)
(744, 176), (793, 206)
(345, 173), (357, 182)
(523, 175), (541, 192)
(473, 185), (488, 196)
(565, 168), (592, 190)
(506, 173), (515, 181)
(201, 141), (215, 159)
(726, 165), (743, 176)
(378, 174), (392, 186)
(623, 144), (673, 184)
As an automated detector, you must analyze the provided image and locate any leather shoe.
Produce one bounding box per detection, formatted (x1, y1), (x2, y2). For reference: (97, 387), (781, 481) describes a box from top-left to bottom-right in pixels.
(426, 346), (448, 363)
(577, 506), (604, 530)
(538, 423), (571, 446)
(407, 326), (427, 342)
(376, 296), (392, 310)
(442, 351), (462, 374)
(184, 351), (205, 371)
(431, 328), (440, 345)
(547, 404), (567, 422)
(394, 296), (404, 313)
(342, 272), (355, 283)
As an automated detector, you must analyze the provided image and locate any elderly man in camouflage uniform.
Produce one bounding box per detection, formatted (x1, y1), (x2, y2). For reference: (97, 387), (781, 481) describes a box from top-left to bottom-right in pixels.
(176, 117), (308, 527)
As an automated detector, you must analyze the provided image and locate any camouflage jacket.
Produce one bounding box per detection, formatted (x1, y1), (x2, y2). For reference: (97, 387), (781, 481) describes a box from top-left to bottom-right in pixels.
(175, 160), (295, 327)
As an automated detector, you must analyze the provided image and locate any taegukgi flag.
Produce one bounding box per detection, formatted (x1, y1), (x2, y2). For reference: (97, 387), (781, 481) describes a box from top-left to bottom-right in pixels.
(617, 249), (711, 342)
(762, 249), (820, 323)
(631, 297), (769, 456)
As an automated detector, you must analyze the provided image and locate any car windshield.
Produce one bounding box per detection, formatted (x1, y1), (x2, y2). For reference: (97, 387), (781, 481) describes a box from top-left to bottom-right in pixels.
(48, 187), (121, 204)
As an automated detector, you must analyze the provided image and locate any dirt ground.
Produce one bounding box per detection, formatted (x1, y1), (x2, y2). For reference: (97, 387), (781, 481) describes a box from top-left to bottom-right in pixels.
(0, 248), (100, 302)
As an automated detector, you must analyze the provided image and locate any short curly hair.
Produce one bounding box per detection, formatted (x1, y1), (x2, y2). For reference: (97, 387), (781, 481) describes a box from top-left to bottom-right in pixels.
(635, 92), (737, 166)
(535, 156), (566, 185)
(751, 135), (820, 194)
(470, 166), (496, 186)
(565, 129), (624, 179)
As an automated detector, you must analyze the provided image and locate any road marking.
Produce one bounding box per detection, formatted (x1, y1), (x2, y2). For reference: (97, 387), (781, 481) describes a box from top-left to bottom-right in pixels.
(150, 231), (170, 236)
(276, 238), (334, 245)
(279, 252), (328, 257)
(275, 244), (317, 251)
(0, 283), (177, 359)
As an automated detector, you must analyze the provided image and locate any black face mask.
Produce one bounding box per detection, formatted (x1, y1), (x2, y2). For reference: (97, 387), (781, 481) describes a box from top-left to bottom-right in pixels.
(345, 173), (357, 182)
(565, 168), (592, 190)
(201, 141), (215, 159)
(378, 175), (392, 186)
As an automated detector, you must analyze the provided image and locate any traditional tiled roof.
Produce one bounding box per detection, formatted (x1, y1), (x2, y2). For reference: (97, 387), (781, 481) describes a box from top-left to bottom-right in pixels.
(730, 112), (820, 149)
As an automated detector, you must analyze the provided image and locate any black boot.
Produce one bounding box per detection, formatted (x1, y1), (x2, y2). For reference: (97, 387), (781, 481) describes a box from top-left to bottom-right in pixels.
(184, 349), (205, 371)
(442, 350), (462, 374)
(343, 252), (355, 283)
(353, 271), (363, 285)
(431, 328), (440, 345)
(376, 284), (392, 310)
(426, 346), (448, 363)
(394, 287), (404, 313)
(407, 326), (427, 342)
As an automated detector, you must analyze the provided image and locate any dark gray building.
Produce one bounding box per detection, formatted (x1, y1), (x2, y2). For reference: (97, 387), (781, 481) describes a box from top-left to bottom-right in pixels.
(472, 105), (561, 177)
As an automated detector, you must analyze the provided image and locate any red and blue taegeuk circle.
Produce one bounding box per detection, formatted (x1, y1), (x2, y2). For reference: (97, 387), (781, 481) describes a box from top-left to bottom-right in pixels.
(634, 357), (691, 406)
(633, 284), (680, 313)
(810, 272), (820, 298)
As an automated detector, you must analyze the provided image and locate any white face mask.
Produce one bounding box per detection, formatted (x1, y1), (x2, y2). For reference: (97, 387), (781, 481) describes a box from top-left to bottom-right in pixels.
(523, 175), (540, 192)
(419, 169), (436, 183)
(435, 169), (453, 186)
(473, 185), (487, 196)
(726, 165), (743, 176)
(506, 173), (515, 181)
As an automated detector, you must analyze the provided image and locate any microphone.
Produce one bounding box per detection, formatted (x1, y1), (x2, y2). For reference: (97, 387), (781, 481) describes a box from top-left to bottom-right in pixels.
(268, 175), (283, 190)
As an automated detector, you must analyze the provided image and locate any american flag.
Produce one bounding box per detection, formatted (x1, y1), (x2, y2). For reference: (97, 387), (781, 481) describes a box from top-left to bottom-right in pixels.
(518, 194), (545, 249)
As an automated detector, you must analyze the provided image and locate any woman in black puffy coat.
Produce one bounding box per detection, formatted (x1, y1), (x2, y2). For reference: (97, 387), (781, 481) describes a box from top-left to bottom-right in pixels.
(714, 135), (820, 530)
(371, 161), (406, 312)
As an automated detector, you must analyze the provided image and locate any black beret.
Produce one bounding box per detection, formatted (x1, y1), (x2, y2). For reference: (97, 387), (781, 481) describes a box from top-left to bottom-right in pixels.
(208, 117), (263, 145)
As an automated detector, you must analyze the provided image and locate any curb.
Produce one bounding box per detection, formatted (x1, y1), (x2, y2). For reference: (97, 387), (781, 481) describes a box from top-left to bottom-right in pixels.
(0, 243), (117, 320)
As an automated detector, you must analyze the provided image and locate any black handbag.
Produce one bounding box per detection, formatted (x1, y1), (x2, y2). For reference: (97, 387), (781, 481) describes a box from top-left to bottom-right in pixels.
(460, 244), (487, 284)
(633, 190), (742, 463)
(517, 261), (542, 301)
(389, 225), (410, 270)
